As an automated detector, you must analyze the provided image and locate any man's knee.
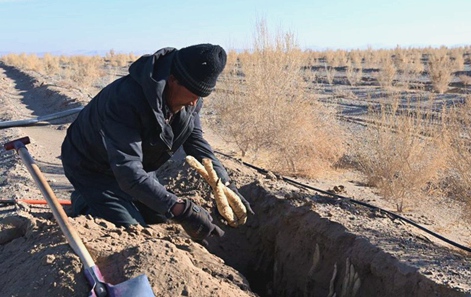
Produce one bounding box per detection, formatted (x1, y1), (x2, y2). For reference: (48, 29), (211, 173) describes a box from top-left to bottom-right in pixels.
(70, 190), (90, 217)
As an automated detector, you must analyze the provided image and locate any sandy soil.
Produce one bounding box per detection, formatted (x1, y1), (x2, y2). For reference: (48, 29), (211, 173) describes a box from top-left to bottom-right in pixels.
(0, 63), (470, 297)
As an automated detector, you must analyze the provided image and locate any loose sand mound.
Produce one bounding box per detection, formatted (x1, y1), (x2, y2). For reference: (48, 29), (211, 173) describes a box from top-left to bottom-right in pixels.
(0, 211), (255, 297)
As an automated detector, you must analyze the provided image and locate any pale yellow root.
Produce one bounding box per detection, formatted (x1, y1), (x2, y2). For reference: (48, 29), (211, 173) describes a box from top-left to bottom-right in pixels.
(185, 156), (214, 187)
(202, 158), (238, 227)
(186, 156), (246, 227)
(202, 158), (219, 186)
(224, 186), (247, 225)
(215, 179), (238, 227)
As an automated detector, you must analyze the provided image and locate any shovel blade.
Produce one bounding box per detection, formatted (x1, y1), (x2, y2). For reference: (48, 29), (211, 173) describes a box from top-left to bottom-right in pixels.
(86, 266), (154, 297)
(103, 274), (155, 297)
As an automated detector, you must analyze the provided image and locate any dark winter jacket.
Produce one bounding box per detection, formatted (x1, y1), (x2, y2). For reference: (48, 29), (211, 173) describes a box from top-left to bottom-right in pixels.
(61, 47), (229, 214)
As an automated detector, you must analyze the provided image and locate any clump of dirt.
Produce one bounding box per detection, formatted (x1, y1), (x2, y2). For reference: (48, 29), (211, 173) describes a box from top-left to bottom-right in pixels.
(0, 210), (256, 297)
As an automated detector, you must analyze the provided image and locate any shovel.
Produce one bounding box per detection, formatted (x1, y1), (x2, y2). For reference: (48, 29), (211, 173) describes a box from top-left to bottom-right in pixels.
(4, 136), (155, 297)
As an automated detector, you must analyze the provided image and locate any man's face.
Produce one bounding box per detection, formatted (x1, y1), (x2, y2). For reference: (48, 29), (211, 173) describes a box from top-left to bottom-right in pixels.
(166, 75), (200, 113)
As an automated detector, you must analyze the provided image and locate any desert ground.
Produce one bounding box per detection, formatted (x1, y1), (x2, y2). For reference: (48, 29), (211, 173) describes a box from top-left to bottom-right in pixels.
(0, 57), (470, 297)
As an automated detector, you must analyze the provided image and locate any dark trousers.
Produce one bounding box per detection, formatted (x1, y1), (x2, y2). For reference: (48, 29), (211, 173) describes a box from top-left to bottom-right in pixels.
(62, 160), (166, 228)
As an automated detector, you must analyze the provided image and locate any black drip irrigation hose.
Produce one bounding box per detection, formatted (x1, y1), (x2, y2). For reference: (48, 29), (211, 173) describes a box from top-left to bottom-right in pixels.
(215, 150), (471, 253)
(0, 107), (84, 129)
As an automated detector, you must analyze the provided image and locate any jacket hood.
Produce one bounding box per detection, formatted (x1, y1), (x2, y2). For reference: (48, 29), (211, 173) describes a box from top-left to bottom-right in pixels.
(128, 47), (177, 112)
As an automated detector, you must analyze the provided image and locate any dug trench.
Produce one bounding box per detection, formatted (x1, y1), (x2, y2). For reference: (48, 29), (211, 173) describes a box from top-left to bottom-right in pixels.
(1, 64), (470, 296)
(160, 154), (471, 297)
(208, 184), (469, 297)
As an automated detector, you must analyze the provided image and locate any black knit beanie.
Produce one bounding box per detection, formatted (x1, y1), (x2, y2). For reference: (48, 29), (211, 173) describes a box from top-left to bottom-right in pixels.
(171, 44), (227, 97)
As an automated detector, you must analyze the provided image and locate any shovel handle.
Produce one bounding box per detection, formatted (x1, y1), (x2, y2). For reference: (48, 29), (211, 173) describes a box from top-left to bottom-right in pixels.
(6, 139), (95, 269)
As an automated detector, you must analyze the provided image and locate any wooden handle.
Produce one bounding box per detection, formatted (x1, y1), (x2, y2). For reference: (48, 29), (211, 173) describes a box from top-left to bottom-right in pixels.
(17, 146), (95, 269)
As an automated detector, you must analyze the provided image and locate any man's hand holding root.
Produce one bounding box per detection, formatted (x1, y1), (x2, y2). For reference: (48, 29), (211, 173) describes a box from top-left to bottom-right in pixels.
(227, 182), (255, 216)
(185, 156), (253, 227)
(172, 198), (224, 242)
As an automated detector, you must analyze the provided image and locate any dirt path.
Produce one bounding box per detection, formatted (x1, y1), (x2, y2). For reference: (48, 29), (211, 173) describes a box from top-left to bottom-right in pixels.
(0, 65), (73, 201)
(1, 63), (471, 297)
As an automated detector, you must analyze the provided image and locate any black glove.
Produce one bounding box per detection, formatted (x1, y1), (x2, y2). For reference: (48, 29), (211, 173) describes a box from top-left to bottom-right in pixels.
(172, 199), (224, 241)
(228, 183), (255, 215)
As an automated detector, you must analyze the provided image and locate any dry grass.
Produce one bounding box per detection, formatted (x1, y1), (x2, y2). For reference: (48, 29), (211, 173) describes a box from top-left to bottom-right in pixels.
(2, 53), (41, 71)
(105, 49), (135, 67)
(42, 53), (61, 76)
(66, 55), (104, 88)
(0, 52), (128, 95)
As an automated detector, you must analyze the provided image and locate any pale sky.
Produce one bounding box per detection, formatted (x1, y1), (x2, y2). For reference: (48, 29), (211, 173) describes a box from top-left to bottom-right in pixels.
(0, 0), (470, 55)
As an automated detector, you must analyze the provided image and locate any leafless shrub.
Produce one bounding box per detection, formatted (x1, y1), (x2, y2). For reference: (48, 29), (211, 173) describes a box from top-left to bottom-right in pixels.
(224, 49), (240, 77)
(332, 50), (348, 67)
(301, 50), (319, 84)
(394, 50), (424, 89)
(210, 19), (345, 177)
(1, 53), (21, 67)
(428, 48), (455, 94)
(374, 55), (396, 88)
(321, 51), (338, 84)
(105, 49), (133, 67)
(345, 59), (362, 86)
(440, 97), (471, 219)
(393, 46), (409, 73)
(348, 50), (363, 66)
(363, 47), (388, 69)
(464, 46), (471, 64)
(324, 50), (347, 67)
(1, 53), (105, 92)
(305, 50), (321, 66)
(352, 94), (446, 211)
(324, 63), (336, 85)
(42, 53), (61, 75)
(408, 52), (425, 87)
(1, 53), (42, 72)
(66, 55), (104, 90)
(459, 75), (471, 89)
(449, 48), (465, 71)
